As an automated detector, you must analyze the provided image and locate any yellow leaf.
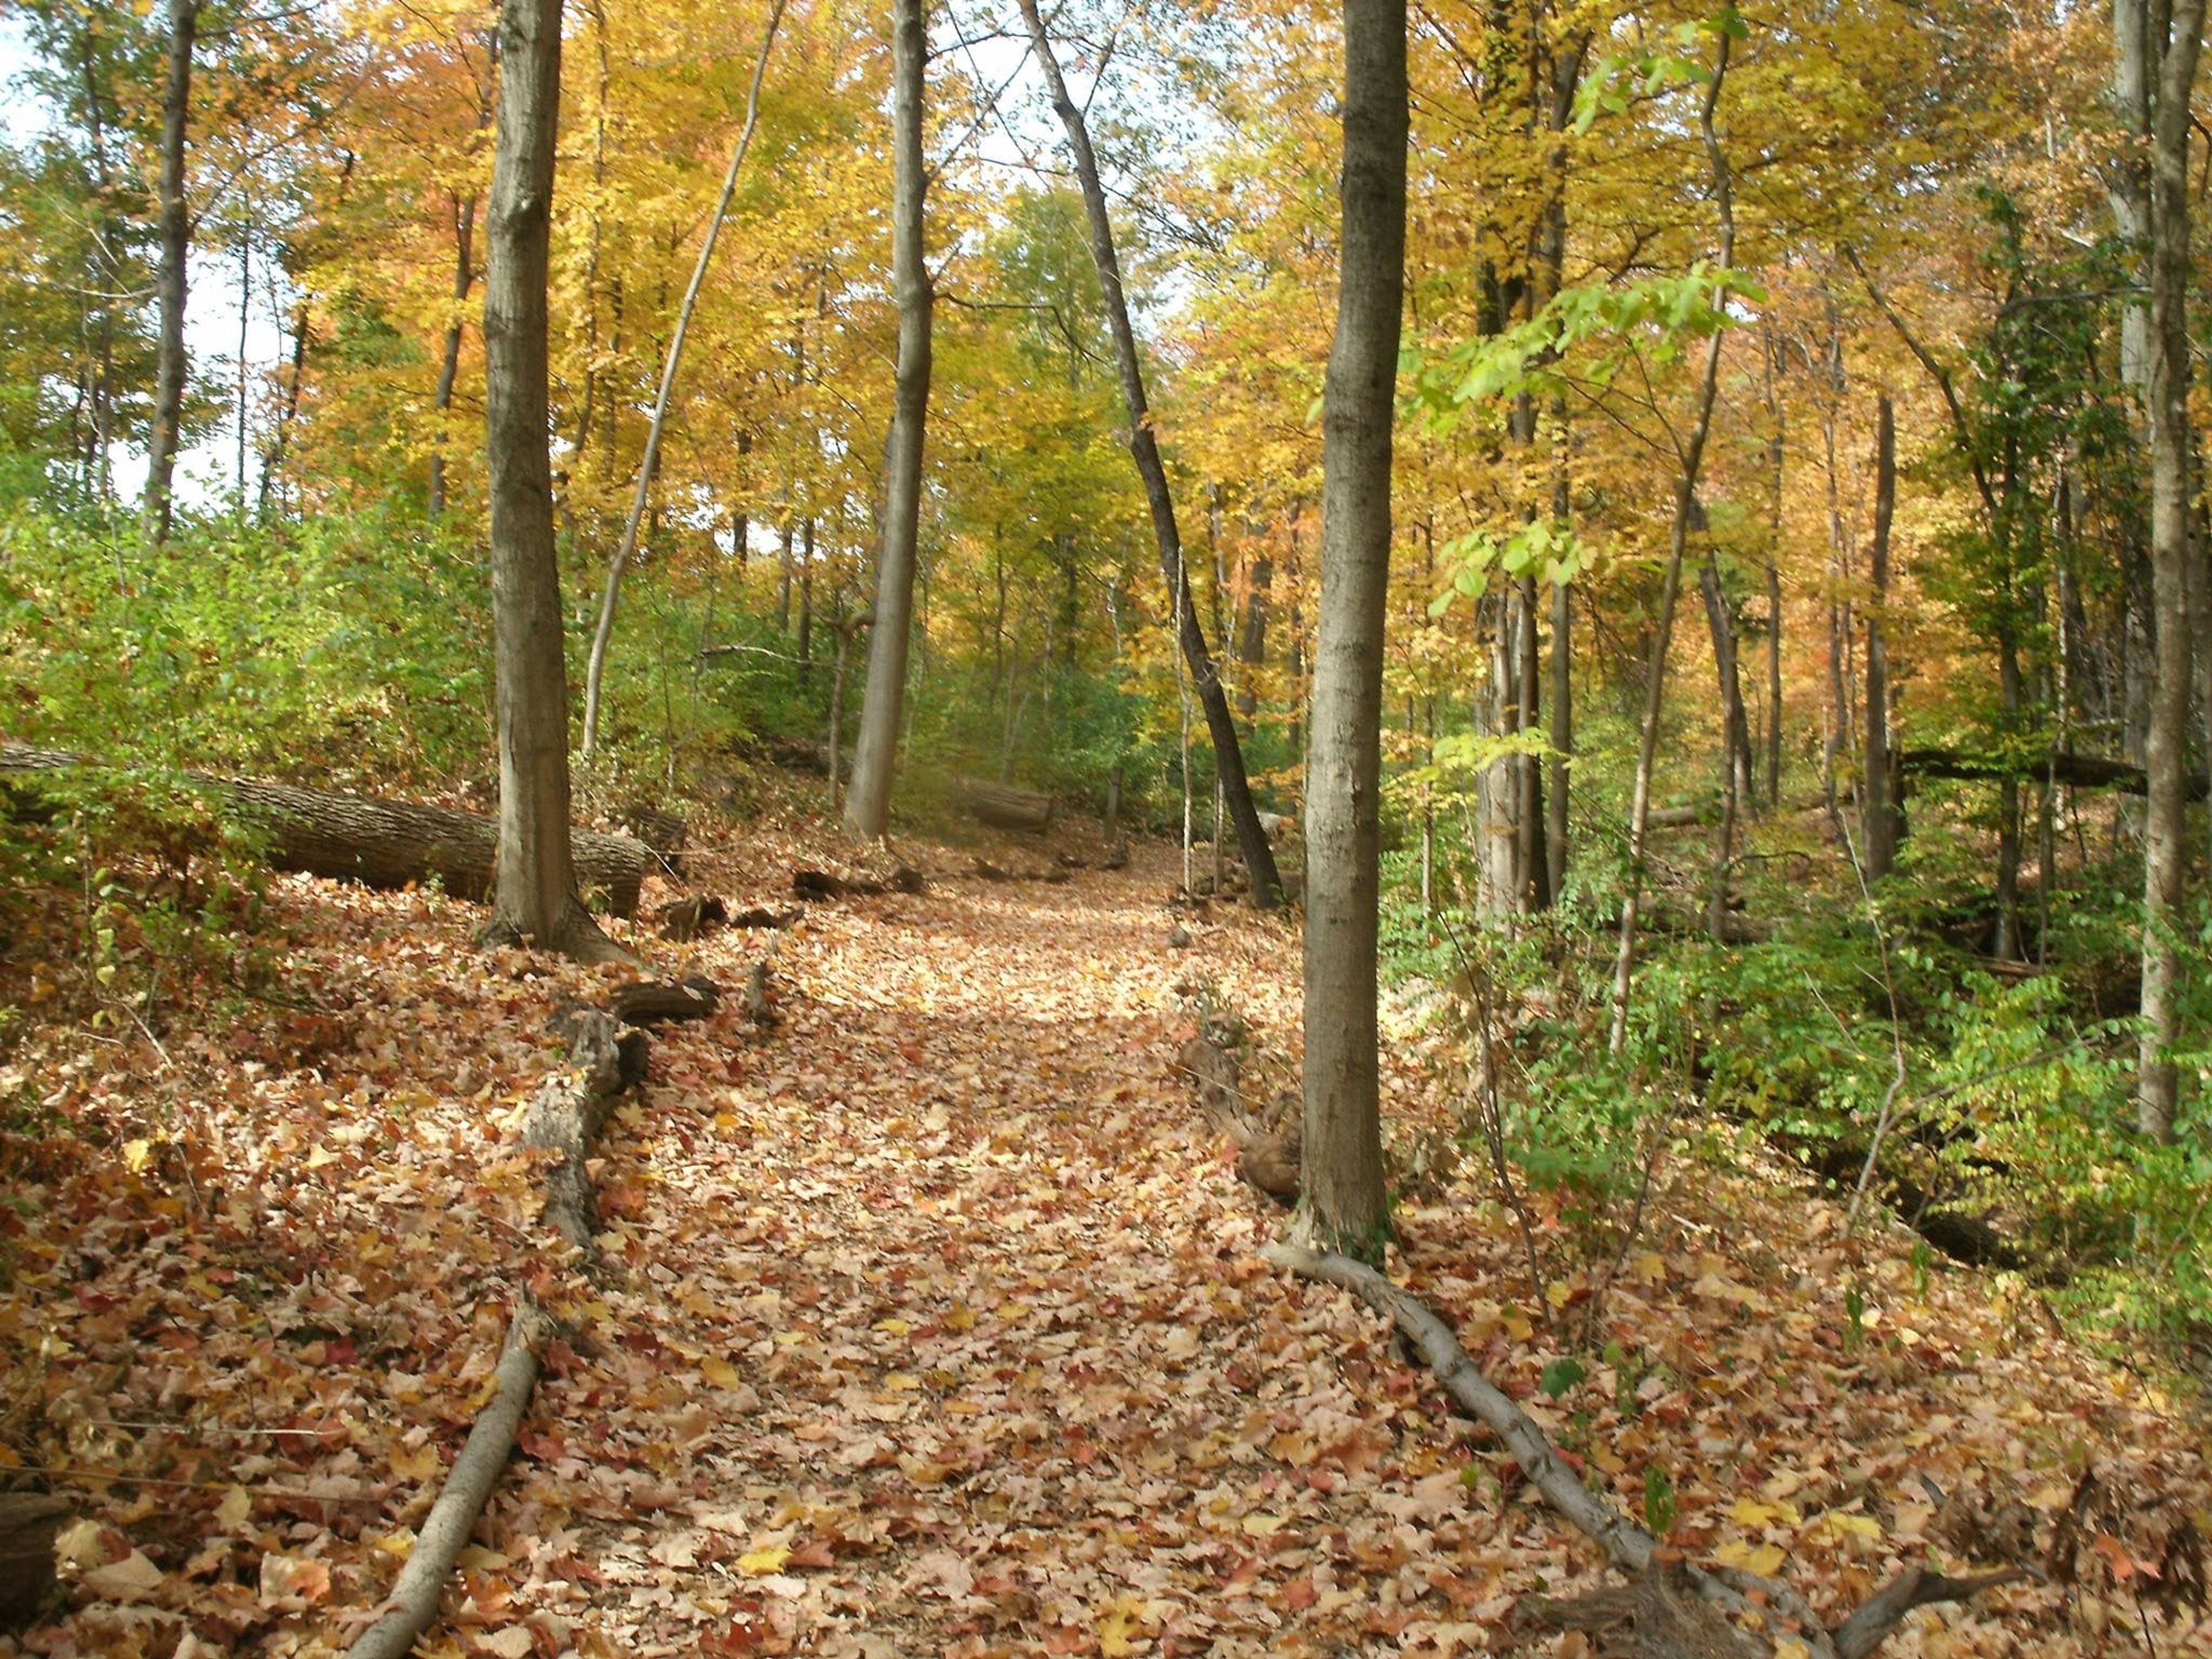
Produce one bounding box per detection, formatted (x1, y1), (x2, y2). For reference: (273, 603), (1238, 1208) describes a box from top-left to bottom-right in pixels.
(1729, 1497), (1798, 1528)
(737, 1544), (791, 1575)
(1240, 1513), (1285, 1536)
(883, 1372), (922, 1392)
(897, 1455), (955, 1485)
(701, 1357), (742, 1389)
(123, 1139), (152, 1173)
(391, 1442), (441, 1480)
(1500, 1306), (1533, 1342)
(873, 1317), (912, 1336)
(1810, 1511), (1884, 1542)
(373, 1530), (415, 1559)
(1098, 1593), (1150, 1657)
(1714, 1538), (1787, 1576)
(943, 1302), (978, 1332)
(1631, 1251), (1666, 1285)
(217, 1484), (252, 1529)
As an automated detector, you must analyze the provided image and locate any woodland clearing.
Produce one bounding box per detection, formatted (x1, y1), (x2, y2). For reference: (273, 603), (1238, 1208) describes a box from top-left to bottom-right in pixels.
(0, 796), (2202, 1658)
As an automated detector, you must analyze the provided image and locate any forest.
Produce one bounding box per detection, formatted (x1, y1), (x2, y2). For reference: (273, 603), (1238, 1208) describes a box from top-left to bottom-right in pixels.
(1, 0), (2210, 1653)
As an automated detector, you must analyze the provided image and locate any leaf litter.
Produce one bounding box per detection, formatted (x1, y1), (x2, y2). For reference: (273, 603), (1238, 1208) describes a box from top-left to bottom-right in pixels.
(0, 804), (2204, 1657)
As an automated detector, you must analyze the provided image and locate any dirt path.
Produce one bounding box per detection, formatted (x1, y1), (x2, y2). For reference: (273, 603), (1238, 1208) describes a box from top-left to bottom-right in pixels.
(498, 851), (1462, 1658)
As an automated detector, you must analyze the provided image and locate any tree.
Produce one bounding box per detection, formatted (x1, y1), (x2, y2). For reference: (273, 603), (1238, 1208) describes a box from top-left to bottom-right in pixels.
(141, 0), (200, 546)
(2133, 0), (2203, 1142)
(1296, 0), (1406, 1254)
(480, 0), (619, 961)
(843, 0), (931, 840)
(1014, 0), (1286, 908)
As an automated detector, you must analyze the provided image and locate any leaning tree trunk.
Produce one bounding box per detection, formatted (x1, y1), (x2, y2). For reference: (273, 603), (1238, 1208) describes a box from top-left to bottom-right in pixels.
(1863, 395), (1899, 879)
(1014, 0), (1285, 911)
(142, 0), (199, 547)
(1296, 0), (1406, 1256)
(579, 0), (785, 768)
(2137, 0), (2204, 1142)
(844, 0), (931, 840)
(1608, 31), (1733, 1056)
(482, 0), (617, 961)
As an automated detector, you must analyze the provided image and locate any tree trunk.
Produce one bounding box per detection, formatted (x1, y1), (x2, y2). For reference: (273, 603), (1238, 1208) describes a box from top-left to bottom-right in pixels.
(482, 0), (616, 961)
(142, 0), (199, 547)
(1863, 395), (1899, 879)
(842, 0), (932, 839)
(2137, 0), (2204, 1142)
(427, 191), (479, 520)
(1608, 32), (1733, 1056)
(1014, 0), (1285, 911)
(1295, 0), (1404, 1256)
(579, 0), (785, 767)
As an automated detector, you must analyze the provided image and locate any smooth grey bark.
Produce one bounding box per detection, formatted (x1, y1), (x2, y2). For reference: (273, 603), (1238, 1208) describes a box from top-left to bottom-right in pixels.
(1863, 395), (1900, 880)
(1607, 30), (1733, 1055)
(1014, 0), (1285, 909)
(142, 0), (199, 547)
(579, 0), (785, 767)
(481, 0), (618, 961)
(844, 0), (932, 840)
(2137, 0), (2203, 1141)
(1294, 0), (1405, 1255)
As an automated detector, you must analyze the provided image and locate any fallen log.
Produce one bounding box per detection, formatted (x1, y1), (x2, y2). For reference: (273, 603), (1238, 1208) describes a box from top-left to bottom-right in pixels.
(608, 974), (719, 1027)
(1900, 745), (2210, 802)
(954, 777), (1053, 833)
(1263, 1244), (2023, 1658)
(350, 1009), (637, 1659)
(793, 865), (924, 902)
(657, 895), (727, 941)
(0, 746), (652, 919)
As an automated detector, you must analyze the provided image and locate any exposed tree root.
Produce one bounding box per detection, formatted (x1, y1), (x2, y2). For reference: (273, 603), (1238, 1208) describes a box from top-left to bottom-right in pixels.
(1262, 1244), (2023, 1659)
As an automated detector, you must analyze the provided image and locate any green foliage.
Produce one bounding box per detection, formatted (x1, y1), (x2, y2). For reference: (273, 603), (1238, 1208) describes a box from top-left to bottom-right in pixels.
(3, 499), (490, 788)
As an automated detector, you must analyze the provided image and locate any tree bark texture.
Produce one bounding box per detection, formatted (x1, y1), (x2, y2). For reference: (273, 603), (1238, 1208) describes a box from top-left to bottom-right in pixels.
(1296, 0), (1404, 1255)
(1015, 0), (1285, 911)
(844, 0), (933, 840)
(483, 0), (611, 959)
(2136, 0), (2203, 1141)
(142, 0), (199, 547)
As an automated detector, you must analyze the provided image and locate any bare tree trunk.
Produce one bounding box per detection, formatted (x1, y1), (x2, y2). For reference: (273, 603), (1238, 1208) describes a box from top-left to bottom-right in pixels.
(1863, 395), (1899, 879)
(843, 0), (931, 840)
(1700, 549), (1741, 937)
(428, 192), (479, 520)
(1296, 0), (1404, 1256)
(142, 0), (200, 547)
(1608, 31), (1733, 1056)
(1015, 0), (1285, 910)
(2137, 0), (2204, 1142)
(481, 0), (618, 963)
(1517, 571), (1548, 908)
(579, 0), (785, 767)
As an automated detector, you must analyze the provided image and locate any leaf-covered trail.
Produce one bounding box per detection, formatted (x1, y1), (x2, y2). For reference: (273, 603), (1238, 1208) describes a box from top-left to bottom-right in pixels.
(5, 821), (2205, 1658)
(507, 850), (1419, 1658)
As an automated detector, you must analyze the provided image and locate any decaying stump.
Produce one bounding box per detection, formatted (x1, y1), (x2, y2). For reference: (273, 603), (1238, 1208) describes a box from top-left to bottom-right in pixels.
(0, 746), (652, 918)
(954, 777), (1053, 833)
(0, 1493), (71, 1628)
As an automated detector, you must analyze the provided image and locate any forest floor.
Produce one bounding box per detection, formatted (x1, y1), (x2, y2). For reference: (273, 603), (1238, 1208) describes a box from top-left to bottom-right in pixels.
(0, 790), (2206, 1658)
